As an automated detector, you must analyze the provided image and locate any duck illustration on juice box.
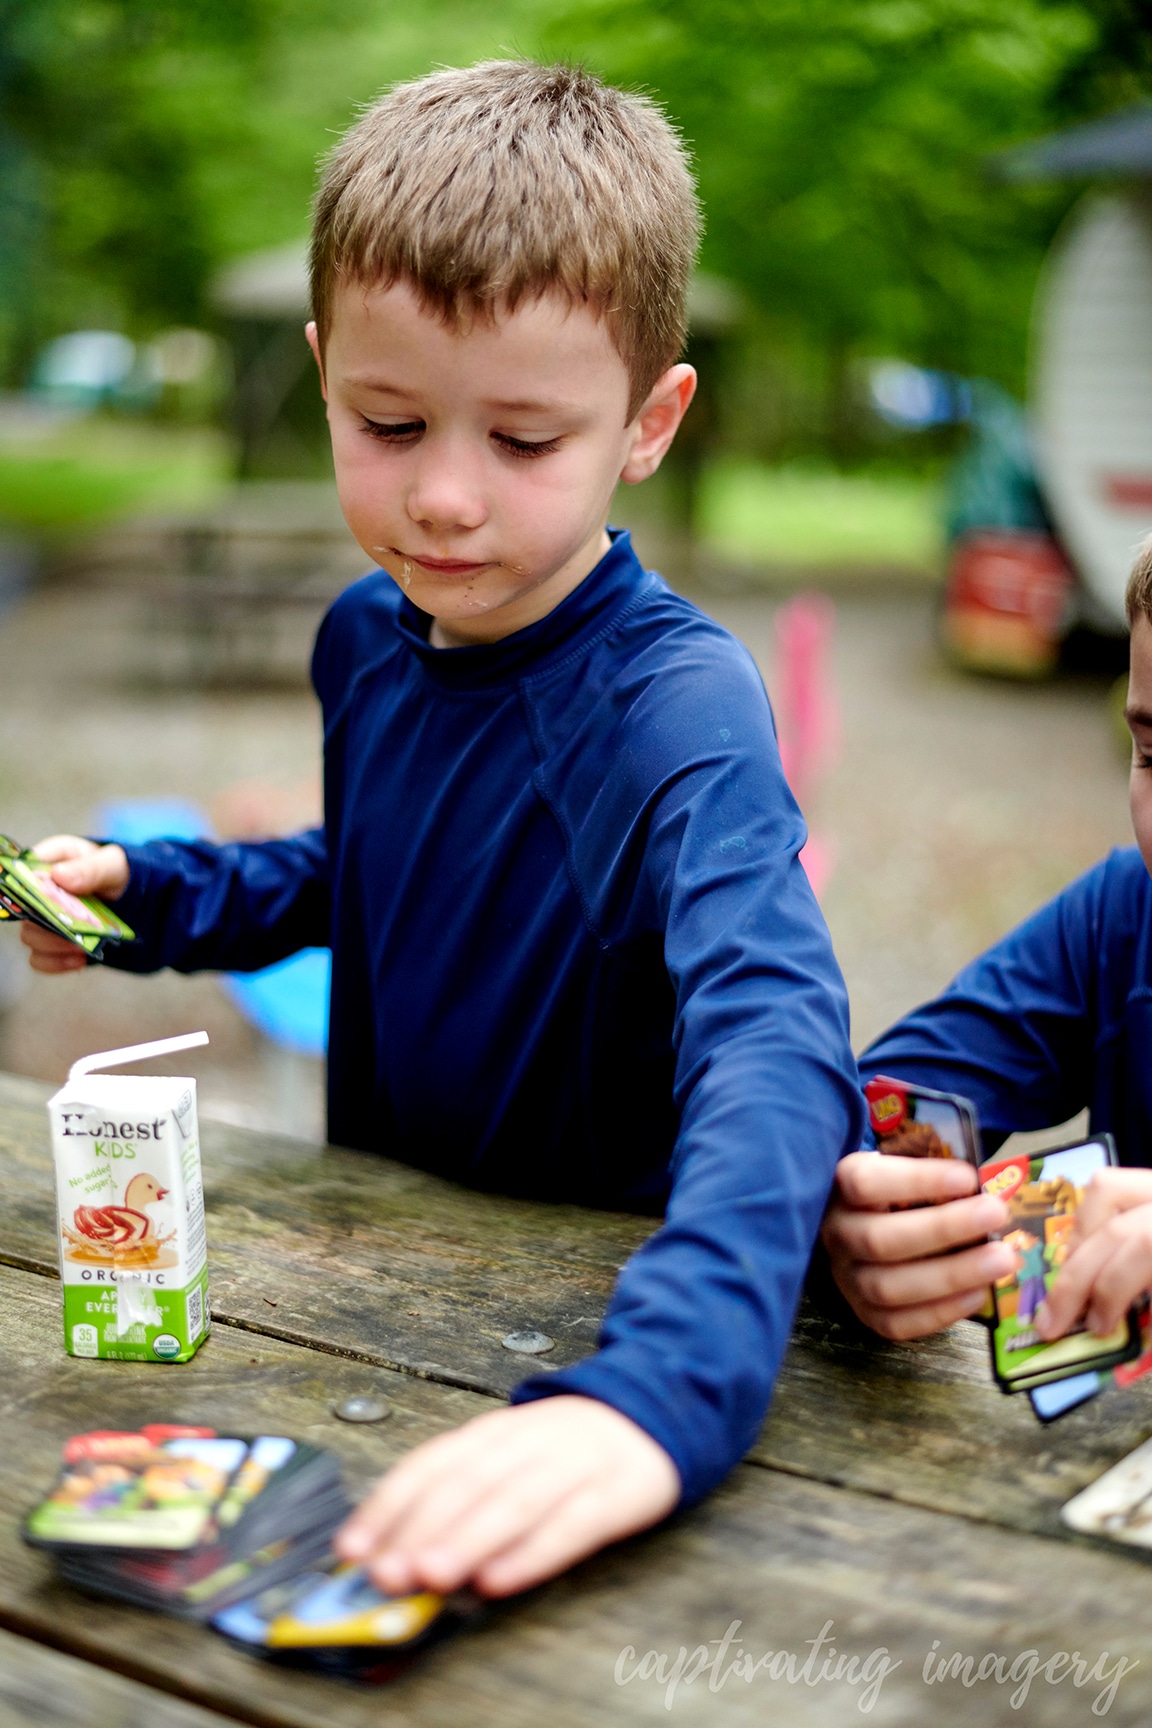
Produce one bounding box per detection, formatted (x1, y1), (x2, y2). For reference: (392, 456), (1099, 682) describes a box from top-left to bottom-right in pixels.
(48, 1033), (211, 1362)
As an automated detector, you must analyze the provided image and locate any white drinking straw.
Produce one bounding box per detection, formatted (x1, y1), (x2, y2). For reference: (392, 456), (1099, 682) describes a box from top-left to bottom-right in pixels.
(68, 1030), (209, 1082)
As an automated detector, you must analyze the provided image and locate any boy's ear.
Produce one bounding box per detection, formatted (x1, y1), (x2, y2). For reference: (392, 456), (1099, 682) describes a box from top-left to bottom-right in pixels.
(305, 322), (328, 402)
(619, 364), (696, 486)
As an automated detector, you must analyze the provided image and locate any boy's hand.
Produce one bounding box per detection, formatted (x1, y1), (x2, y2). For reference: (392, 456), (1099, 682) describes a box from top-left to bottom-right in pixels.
(18, 835), (130, 974)
(334, 1395), (679, 1599)
(1035, 1168), (1152, 1342)
(821, 1151), (1014, 1340)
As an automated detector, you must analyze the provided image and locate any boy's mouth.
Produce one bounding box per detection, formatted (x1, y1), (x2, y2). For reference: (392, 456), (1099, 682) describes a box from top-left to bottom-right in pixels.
(403, 553), (490, 575)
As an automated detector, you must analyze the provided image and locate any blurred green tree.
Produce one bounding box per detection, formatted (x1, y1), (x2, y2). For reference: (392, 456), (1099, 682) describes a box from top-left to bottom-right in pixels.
(543, 0), (1115, 423)
(3, 0), (1149, 449)
(0, 0), (284, 375)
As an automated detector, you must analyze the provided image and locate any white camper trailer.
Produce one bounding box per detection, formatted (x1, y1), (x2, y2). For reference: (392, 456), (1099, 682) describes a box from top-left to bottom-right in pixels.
(943, 105), (1152, 673)
(1033, 191), (1152, 634)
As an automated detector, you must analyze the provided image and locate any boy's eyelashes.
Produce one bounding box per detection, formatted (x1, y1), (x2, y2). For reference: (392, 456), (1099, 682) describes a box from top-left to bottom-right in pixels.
(1129, 733), (1152, 769)
(357, 416), (561, 459)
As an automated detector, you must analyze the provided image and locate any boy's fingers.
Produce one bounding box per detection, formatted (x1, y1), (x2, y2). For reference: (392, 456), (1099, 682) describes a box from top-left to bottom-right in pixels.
(848, 1240), (1013, 1311)
(19, 925), (88, 972)
(850, 1285), (993, 1343)
(1035, 1229), (1119, 1338)
(1083, 1237), (1152, 1335)
(1072, 1169), (1152, 1245)
(28, 835), (100, 864)
(336, 1433), (471, 1560)
(1039, 1204), (1152, 1339)
(474, 1478), (665, 1598)
(50, 846), (130, 902)
(823, 1190), (1006, 1265)
(386, 1462), (571, 1594)
(337, 1411), (523, 1566)
(361, 1452), (523, 1588)
(834, 1150), (978, 1210)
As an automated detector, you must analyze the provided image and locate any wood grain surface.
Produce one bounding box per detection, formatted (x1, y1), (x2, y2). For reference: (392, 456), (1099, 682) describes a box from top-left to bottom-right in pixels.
(0, 1072), (648, 1393)
(4, 1265), (1152, 1727)
(0, 1627), (241, 1728)
(5, 1071), (1152, 1547)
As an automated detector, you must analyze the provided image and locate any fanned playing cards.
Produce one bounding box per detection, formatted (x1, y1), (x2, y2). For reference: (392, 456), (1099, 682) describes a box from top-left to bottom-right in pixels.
(24, 1424), (472, 1680)
(0, 835), (134, 960)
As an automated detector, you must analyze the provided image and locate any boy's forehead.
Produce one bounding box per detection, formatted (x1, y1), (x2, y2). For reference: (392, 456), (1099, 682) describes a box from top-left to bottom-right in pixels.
(325, 277), (629, 402)
(1128, 616), (1152, 714)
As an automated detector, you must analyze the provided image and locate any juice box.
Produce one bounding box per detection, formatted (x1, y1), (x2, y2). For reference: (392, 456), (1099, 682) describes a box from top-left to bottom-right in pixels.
(47, 1032), (211, 1363)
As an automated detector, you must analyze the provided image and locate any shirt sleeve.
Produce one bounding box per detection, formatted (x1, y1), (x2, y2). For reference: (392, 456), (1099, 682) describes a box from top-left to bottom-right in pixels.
(512, 632), (864, 1506)
(101, 829), (330, 975)
(856, 854), (1121, 1144)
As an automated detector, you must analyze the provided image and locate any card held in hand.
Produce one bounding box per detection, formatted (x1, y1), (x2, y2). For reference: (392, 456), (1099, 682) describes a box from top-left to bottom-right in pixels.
(981, 1135), (1141, 1394)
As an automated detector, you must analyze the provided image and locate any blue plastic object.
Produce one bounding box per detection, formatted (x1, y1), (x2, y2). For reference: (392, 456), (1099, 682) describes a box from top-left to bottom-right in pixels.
(93, 797), (212, 846)
(222, 949), (330, 1059)
(1029, 1371), (1103, 1423)
(92, 797), (330, 1057)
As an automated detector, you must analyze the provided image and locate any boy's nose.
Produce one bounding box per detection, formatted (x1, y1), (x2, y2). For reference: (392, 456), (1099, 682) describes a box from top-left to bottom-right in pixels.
(405, 445), (488, 535)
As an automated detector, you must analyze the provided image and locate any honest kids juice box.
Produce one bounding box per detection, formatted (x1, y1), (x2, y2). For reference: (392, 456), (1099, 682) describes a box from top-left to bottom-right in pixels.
(47, 1033), (211, 1363)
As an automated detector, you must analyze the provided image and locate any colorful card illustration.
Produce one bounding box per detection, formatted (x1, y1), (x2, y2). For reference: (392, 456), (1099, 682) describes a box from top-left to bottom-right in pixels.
(981, 1136), (1141, 1393)
(1061, 1436), (1152, 1547)
(25, 1432), (247, 1550)
(864, 1076), (980, 1166)
(265, 1568), (445, 1650)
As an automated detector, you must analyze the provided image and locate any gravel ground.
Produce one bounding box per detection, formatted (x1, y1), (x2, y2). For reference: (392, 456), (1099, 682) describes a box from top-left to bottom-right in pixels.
(0, 574), (1132, 1142)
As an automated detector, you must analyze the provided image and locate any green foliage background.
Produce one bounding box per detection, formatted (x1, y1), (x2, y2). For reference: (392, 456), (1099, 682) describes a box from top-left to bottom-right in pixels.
(2, 0), (1150, 441)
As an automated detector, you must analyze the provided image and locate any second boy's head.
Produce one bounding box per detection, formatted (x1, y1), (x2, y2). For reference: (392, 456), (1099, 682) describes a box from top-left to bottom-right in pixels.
(1125, 540), (1152, 873)
(306, 61), (701, 646)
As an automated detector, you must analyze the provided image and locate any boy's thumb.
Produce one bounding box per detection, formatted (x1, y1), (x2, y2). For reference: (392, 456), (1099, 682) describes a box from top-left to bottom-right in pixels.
(52, 849), (126, 900)
(52, 857), (102, 893)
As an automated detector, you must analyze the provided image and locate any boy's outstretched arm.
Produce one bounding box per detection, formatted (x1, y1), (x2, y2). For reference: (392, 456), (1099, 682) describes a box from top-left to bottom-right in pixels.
(337, 1397), (678, 1597)
(19, 828), (331, 977)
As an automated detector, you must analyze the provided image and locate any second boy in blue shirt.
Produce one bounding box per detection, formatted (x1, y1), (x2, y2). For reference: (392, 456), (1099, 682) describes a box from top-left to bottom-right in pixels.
(823, 538), (1152, 1354)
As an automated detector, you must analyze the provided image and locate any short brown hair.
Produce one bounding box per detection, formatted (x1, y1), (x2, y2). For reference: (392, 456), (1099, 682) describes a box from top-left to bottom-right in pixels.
(310, 60), (700, 419)
(1127, 535), (1152, 628)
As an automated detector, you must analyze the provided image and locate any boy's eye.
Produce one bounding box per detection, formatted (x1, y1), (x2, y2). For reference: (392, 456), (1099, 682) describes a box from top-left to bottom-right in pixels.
(493, 432), (562, 459)
(360, 417), (424, 442)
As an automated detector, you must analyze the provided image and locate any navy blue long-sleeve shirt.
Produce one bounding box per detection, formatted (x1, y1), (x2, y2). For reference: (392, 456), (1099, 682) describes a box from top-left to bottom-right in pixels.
(859, 846), (1152, 1163)
(105, 530), (863, 1504)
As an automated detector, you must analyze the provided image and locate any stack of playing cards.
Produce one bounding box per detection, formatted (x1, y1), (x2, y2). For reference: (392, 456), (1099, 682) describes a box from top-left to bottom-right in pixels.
(213, 1564), (472, 1682)
(23, 1424), (470, 1682)
(24, 1426), (350, 1620)
(0, 835), (134, 960)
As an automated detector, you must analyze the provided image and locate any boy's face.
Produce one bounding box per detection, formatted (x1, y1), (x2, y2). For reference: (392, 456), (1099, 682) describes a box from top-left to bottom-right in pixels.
(308, 281), (693, 647)
(1127, 615), (1152, 874)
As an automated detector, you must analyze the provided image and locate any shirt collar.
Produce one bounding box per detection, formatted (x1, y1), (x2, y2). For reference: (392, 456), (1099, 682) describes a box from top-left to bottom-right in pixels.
(392, 529), (652, 689)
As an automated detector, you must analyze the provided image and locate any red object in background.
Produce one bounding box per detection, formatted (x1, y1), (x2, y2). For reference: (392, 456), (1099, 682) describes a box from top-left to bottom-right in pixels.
(773, 594), (840, 899)
(1102, 474), (1152, 509)
(943, 530), (1075, 677)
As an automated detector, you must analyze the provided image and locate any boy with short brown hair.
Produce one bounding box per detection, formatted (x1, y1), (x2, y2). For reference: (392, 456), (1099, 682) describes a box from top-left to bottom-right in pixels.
(25, 60), (862, 1597)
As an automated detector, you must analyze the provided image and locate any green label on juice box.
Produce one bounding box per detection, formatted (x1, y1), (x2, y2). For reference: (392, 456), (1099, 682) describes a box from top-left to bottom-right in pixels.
(48, 1074), (210, 1363)
(62, 1266), (210, 1363)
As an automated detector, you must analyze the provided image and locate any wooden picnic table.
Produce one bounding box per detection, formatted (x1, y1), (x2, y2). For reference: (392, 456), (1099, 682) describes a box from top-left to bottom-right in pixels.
(3, 1066), (1152, 1726)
